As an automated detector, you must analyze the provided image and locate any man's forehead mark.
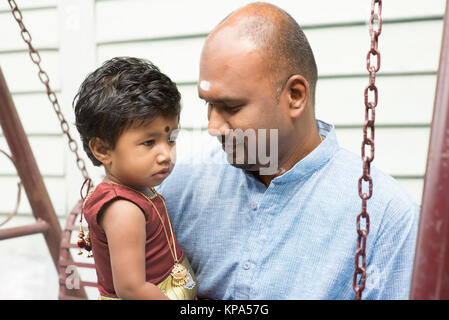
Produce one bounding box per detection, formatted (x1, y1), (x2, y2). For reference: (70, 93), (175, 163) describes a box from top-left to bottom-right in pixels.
(199, 80), (211, 91)
(164, 126), (170, 133)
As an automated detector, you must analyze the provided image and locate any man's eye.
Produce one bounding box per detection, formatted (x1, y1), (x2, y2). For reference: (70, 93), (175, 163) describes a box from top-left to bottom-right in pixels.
(205, 101), (214, 109)
(169, 132), (179, 144)
(143, 140), (155, 147)
(168, 136), (177, 144)
(227, 105), (242, 113)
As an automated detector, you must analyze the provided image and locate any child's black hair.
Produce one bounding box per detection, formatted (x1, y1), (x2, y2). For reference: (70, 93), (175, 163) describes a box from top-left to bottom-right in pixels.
(73, 57), (181, 166)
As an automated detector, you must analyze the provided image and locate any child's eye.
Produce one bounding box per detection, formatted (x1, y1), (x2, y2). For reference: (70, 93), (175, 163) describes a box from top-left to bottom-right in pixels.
(143, 140), (155, 147)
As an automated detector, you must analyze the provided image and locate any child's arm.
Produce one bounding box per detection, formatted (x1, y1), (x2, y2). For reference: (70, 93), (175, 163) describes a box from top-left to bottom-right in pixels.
(99, 199), (169, 300)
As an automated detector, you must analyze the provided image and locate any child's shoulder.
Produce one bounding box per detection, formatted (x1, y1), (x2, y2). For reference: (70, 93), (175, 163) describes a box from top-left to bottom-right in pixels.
(84, 182), (146, 214)
(83, 182), (152, 227)
(85, 182), (119, 206)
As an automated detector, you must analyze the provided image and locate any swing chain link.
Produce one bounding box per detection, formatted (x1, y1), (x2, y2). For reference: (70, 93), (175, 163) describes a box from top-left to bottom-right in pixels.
(7, 0), (90, 181)
(353, 0), (382, 300)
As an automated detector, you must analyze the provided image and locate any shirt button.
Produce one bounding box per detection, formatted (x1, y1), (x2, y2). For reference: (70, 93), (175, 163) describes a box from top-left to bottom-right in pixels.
(243, 261), (251, 270)
(250, 202), (258, 210)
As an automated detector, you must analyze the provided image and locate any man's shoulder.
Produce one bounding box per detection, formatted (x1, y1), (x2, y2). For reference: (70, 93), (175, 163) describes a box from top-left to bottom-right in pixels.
(332, 147), (418, 215)
(329, 147), (419, 259)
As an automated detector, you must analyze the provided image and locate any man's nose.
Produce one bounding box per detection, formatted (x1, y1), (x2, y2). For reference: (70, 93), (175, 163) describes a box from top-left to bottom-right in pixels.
(207, 106), (230, 137)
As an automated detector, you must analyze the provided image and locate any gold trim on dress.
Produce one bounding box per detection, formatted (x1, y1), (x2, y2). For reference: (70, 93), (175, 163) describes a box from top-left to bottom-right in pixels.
(98, 256), (197, 300)
(98, 294), (121, 300)
(156, 255), (198, 300)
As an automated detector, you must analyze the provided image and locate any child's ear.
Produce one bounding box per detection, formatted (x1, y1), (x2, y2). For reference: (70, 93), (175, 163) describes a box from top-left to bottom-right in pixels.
(89, 137), (112, 166)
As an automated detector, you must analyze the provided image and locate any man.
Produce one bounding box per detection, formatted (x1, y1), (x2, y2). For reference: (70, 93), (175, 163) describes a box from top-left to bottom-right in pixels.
(157, 2), (419, 299)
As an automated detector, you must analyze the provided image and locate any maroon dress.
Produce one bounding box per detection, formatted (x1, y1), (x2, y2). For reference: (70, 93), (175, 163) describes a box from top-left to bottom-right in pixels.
(83, 182), (186, 298)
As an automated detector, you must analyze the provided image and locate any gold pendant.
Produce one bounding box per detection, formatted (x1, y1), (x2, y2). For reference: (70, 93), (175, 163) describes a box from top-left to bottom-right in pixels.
(171, 263), (189, 287)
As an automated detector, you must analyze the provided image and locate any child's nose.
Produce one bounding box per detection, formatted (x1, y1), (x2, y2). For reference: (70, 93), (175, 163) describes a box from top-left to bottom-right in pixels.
(157, 144), (172, 163)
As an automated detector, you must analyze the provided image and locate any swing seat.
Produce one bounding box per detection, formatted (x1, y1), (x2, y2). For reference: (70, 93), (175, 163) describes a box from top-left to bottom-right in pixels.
(58, 200), (97, 300)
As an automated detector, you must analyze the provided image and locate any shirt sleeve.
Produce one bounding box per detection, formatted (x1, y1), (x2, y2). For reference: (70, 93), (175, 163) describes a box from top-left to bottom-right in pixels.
(361, 202), (420, 300)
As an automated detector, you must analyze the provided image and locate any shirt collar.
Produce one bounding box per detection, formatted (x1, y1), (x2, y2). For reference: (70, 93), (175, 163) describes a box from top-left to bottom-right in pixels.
(250, 119), (340, 185)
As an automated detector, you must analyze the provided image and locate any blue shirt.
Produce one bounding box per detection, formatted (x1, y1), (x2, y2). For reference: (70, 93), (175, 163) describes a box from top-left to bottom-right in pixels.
(157, 120), (419, 300)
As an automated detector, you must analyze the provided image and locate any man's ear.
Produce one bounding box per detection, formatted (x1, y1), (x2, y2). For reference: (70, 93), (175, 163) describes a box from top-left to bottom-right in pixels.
(89, 137), (112, 166)
(284, 74), (310, 119)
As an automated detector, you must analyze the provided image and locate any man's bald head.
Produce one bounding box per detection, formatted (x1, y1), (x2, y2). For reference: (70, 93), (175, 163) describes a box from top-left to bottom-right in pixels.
(204, 2), (318, 102)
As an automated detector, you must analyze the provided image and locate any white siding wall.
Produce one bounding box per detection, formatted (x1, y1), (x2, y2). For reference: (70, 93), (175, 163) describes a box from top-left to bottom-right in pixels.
(0, 0), (446, 299)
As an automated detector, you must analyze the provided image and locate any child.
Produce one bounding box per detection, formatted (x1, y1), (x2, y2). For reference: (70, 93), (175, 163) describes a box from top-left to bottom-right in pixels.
(73, 57), (197, 300)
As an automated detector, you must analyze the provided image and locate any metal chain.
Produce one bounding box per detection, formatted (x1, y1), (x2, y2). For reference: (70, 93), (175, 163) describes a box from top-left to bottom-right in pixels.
(7, 0), (90, 181)
(353, 0), (382, 300)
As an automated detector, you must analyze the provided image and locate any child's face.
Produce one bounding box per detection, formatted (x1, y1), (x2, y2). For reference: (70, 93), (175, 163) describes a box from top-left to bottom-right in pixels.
(105, 115), (178, 190)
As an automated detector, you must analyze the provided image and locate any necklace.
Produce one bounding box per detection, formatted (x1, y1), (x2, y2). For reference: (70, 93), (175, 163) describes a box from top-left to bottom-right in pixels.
(110, 182), (189, 287)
